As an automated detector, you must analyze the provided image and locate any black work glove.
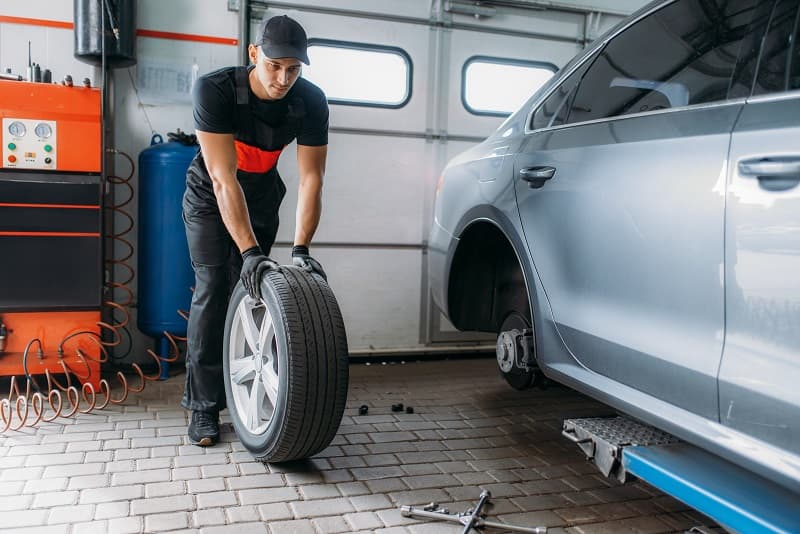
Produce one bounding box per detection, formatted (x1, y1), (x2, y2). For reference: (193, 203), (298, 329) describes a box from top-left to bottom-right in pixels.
(292, 245), (327, 280)
(241, 246), (279, 300)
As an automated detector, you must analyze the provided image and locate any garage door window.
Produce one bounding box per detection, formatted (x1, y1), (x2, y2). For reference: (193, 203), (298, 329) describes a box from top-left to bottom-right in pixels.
(463, 57), (556, 116)
(567, 0), (764, 125)
(302, 40), (412, 108)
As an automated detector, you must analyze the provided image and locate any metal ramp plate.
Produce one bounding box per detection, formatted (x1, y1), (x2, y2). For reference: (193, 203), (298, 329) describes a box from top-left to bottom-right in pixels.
(563, 416), (680, 481)
(624, 443), (800, 534)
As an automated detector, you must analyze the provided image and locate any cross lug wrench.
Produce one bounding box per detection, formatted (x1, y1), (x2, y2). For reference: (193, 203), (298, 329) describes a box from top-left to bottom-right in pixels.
(400, 490), (547, 533)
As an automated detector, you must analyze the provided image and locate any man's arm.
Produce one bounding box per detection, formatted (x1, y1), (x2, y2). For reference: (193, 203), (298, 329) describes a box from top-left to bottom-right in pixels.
(196, 130), (257, 253)
(294, 144), (327, 246)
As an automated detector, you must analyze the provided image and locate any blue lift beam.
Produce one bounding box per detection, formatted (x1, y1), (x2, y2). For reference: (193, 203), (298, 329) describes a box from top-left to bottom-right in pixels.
(623, 443), (800, 534)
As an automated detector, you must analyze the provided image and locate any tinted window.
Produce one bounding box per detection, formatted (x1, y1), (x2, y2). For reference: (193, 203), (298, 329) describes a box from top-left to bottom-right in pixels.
(303, 41), (411, 108)
(463, 57), (556, 116)
(568, 0), (761, 125)
(753, 0), (799, 95)
(728, 1), (777, 98)
(789, 2), (800, 89)
(530, 56), (595, 130)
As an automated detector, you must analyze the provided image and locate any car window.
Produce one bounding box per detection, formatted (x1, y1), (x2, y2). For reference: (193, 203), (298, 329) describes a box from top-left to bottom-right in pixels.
(728, 1), (778, 98)
(753, 0), (800, 95)
(567, 0), (763, 125)
(789, 2), (800, 89)
(530, 54), (595, 130)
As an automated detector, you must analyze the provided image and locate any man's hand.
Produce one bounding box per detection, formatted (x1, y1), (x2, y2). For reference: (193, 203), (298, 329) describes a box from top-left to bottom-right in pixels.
(241, 246), (279, 300)
(292, 245), (327, 280)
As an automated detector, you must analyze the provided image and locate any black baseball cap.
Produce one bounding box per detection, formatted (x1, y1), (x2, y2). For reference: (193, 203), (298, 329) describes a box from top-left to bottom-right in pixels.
(256, 15), (310, 65)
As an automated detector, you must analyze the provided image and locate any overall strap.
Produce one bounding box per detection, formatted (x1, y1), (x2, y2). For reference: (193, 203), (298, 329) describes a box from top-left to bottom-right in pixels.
(234, 66), (249, 105)
(233, 67), (254, 143)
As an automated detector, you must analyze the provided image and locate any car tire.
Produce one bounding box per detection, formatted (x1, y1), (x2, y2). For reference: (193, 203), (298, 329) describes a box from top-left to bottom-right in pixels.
(222, 265), (349, 462)
(498, 311), (537, 390)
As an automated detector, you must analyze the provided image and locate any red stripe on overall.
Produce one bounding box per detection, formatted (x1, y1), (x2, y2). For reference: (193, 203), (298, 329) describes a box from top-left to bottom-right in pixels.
(234, 140), (284, 173)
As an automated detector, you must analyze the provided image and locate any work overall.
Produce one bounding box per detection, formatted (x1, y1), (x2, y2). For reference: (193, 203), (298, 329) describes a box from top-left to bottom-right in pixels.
(181, 66), (305, 413)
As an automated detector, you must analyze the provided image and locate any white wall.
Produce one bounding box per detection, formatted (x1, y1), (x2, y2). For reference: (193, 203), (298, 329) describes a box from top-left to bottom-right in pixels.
(0, 0), (649, 362)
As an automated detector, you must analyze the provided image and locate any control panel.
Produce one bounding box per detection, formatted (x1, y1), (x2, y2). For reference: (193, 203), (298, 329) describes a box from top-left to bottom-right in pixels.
(2, 118), (57, 170)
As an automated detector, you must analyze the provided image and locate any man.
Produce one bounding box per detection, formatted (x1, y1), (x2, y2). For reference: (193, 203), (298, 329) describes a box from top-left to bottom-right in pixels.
(182, 14), (328, 446)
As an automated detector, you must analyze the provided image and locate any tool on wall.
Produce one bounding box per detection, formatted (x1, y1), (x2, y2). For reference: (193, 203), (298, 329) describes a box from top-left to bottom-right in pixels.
(26, 41), (32, 82)
(400, 490), (547, 533)
(0, 72), (23, 81)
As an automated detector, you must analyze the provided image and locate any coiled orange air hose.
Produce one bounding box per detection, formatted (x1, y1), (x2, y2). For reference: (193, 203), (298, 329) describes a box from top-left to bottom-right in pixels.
(1, 149), (188, 431)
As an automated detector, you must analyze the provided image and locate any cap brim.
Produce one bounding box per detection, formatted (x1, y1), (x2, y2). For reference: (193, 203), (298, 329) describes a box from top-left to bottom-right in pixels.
(261, 44), (310, 65)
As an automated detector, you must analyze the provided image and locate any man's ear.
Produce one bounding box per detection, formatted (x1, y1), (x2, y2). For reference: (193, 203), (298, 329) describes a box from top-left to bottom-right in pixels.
(247, 44), (259, 65)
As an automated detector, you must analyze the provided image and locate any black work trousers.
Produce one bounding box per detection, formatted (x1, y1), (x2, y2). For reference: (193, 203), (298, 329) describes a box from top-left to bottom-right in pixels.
(181, 169), (285, 413)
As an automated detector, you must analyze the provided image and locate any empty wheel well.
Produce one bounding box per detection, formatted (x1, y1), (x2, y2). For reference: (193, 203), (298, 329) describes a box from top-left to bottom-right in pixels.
(447, 222), (530, 333)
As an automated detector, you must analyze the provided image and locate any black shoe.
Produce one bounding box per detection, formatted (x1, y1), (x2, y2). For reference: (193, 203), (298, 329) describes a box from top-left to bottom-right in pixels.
(188, 410), (219, 447)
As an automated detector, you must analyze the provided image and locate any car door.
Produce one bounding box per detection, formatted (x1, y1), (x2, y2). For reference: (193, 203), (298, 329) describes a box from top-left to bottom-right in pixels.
(719, 0), (800, 452)
(513, 0), (770, 419)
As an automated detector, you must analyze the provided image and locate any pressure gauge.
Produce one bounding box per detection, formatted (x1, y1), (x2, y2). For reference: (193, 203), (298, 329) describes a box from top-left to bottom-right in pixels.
(8, 121), (26, 137)
(34, 123), (53, 139)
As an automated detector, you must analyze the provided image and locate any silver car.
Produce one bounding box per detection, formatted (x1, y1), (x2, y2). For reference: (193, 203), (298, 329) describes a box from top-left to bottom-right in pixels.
(429, 0), (800, 493)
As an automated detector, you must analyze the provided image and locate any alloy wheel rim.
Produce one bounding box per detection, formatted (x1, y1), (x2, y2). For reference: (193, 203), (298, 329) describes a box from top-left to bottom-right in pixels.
(228, 296), (280, 434)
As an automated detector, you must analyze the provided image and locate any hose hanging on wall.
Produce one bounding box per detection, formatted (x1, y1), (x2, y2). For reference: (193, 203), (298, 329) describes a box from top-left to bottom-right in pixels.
(0, 149), (188, 431)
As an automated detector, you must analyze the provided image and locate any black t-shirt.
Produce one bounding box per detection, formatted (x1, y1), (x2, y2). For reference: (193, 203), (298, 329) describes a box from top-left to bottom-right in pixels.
(193, 65), (328, 146)
(185, 65), (328, 210)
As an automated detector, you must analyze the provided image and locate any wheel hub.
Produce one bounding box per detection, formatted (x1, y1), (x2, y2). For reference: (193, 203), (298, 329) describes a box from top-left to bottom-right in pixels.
(496, 330), (518, 373)
(496, 326), (535, 373)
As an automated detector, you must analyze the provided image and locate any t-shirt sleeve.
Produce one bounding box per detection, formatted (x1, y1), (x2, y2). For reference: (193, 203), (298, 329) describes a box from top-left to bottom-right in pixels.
(296, 87), (329, 146)
(193, 74), (235, 134)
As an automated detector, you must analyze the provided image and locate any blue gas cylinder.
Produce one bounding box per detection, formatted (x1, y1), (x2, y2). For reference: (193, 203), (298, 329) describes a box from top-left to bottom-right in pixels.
(137, 133), (197, 342)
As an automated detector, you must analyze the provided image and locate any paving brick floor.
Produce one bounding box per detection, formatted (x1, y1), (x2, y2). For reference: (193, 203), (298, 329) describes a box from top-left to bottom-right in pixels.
(0, 358), (720, 533)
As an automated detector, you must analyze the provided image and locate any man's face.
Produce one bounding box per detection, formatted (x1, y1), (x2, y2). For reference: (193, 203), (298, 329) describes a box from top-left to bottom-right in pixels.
(249, 46), (302, 100)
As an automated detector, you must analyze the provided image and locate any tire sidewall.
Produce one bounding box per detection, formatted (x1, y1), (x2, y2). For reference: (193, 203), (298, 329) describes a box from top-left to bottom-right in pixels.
(222, 276), (290, 456)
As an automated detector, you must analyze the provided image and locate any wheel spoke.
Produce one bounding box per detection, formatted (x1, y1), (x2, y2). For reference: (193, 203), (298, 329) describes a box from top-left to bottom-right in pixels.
(262, 366), (279, 407)
(257, 310), (274, 357)
(236, 299), (259, 355)
(247, 376), (265, 430)
(229, 356), (256, 385)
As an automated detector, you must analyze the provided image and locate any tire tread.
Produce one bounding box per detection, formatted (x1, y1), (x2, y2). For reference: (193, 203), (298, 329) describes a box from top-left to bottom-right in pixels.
(249, 266), (348, 462)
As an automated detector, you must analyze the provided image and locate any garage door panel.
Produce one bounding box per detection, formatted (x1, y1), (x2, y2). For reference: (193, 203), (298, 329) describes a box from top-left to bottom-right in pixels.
(449, 9), (584, 38)
(447, 29), (581, 138)
(254, 9), (429, 134)
(272, 245), (422, 350)
(287, 0), (433, 20)
(276, 133), (433, 245)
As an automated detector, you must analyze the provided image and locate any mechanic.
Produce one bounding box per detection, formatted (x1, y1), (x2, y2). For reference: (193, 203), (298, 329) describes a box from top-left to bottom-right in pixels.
(182, 14), (329, 446)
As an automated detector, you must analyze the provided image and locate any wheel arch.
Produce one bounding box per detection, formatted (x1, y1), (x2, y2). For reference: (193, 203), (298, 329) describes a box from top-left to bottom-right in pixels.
(446, 206), (536, 334)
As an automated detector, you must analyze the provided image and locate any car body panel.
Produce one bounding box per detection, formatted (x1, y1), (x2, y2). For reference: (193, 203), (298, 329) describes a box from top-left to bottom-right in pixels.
(720, 90), (800, 453)
(513, 103), (742, 419)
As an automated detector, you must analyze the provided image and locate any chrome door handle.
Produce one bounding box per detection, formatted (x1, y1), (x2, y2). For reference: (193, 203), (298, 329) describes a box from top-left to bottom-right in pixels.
(739, 157), (800, 177)
(519, 166), (555, 188)
(739, 157), (800, 192)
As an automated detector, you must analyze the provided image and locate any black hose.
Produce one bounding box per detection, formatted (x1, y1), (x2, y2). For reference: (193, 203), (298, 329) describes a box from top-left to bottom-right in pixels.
(22, 339), (44, 394)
